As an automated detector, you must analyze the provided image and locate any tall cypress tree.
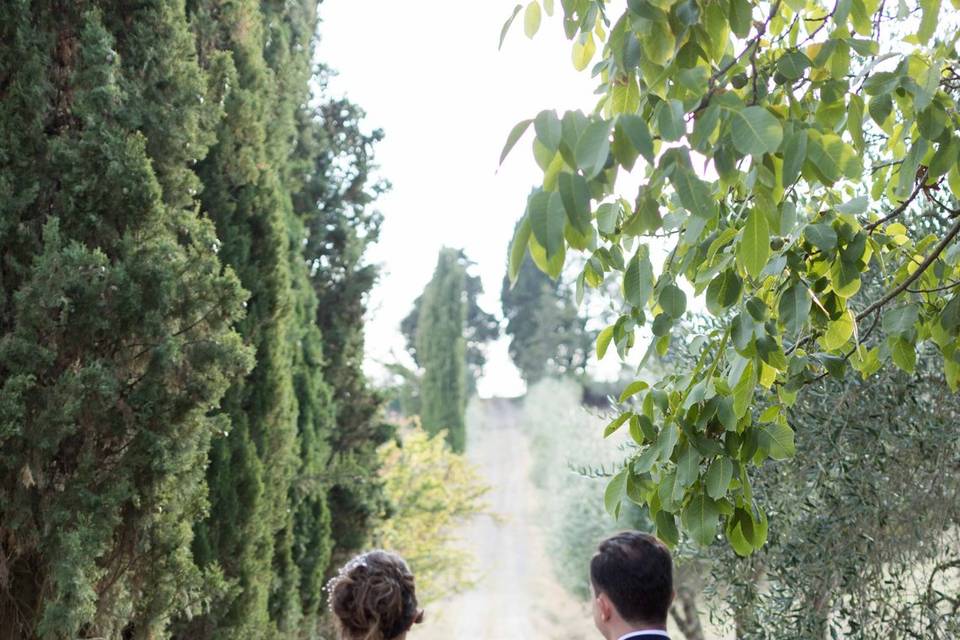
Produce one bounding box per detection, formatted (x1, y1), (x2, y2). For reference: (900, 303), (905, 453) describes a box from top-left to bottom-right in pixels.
(0, 2), (250, 637)
(182, 1), (300, 637)
(289, 79), (392, 570)
(401, 250), (499, 394)
(415, 248), (468, 452)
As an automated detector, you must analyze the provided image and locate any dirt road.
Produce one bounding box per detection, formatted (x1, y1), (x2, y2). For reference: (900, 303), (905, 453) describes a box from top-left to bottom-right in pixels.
(413, 398), (599, 640)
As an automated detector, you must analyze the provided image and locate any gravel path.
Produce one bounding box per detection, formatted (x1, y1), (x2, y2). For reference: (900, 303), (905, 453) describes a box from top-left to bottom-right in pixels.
(413, 398), (599, 640)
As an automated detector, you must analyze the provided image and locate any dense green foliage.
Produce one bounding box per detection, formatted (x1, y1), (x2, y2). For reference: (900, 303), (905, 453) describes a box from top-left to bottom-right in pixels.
(504, 0), (960, 551)
(0, 2), (385, 638)
(501, 228), (593, 383)
(402, 249), (499, 394)
(411, 249), (471, 452)
(704, 348), (960, 638)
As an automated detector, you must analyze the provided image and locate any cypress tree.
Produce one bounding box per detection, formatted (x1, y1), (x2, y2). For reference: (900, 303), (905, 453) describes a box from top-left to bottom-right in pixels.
(416, 248), (468, 452)
(182, 1), (300, 637)
(401, 250), (499, 394)
(0, 2), (250, 637)
(289, 85), (392, 568)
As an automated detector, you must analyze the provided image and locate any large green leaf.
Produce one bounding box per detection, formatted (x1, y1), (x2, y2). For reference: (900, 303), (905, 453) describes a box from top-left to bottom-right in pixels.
(604, 468), (628, 518)
(706, 269), (743, 316)
(738, 209), (770, 280)
(659, 284), (687, 318)
(730, 107), (783, 156)
(657, 99), (686, 141)
(705, 457), (734, 499)
(758, 422), (796, 460)
(672, 167), (717, 219)
(682, 493), (720, 546)
(575, 119), (612, 179)
(529, 190), (565, 258)
(778, 282), (810, 335)
(558, 172), (591, 233)
(624, 245), (654, 307)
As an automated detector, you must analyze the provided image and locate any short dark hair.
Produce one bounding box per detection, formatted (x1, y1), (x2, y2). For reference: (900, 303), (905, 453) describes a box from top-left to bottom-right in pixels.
(590, 531), (673, 624)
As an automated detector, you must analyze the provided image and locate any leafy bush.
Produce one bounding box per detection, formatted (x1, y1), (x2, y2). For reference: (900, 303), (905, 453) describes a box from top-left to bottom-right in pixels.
(373, 421), (489, 603)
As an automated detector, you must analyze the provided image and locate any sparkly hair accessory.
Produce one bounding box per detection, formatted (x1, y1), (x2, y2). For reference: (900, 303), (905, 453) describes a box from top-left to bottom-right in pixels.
(324, 551), (373, 611)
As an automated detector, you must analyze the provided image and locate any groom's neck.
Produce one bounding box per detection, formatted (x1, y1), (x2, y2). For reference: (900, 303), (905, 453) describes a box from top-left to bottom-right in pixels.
(603, 618), (668, 639)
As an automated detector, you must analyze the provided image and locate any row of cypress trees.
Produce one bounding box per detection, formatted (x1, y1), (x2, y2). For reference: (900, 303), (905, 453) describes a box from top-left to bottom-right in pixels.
(0, 1), (385, 638)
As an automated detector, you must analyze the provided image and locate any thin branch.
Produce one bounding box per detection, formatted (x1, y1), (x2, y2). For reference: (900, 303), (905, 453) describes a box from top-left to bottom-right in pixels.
(863, 167), (928, 232)
(855, 216), (960, 323)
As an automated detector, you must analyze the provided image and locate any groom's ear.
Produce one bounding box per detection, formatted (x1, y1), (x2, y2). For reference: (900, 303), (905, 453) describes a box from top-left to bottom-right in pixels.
(596, 591), (614, 622)
(414, 609), (424, 625)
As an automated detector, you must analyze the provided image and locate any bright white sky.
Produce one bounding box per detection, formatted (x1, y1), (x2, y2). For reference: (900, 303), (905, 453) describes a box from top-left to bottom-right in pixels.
(318, 1), (601, 397)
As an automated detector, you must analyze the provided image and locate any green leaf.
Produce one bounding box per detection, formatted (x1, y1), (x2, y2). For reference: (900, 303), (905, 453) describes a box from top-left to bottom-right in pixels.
(730, 107), (783, 156)
(728, 0), (753, 37)
(738, 209), (770, 280)
(781, 129), (808, 188)
(918, 102), (947, 141)
(619, 380), (649, 403)
(499, 4), (524, 50)
(624, 245), (654, 307)
(917, 0), (941, 44)
(706, 269), (743, 316)
(558, 172), (591, 234)
(672, 167), (717, 219)
(618, 114), (655, 163)
(883, 304), (919, 337)
(656, 510), (680, 547)
(758, 422), (796, 459)
(500, 118), (533, 166)
(534, 109), (562, 151)
(676, 443), (702, 489)
(597, 326), (614, 359)
(604, 412), (632, 438)
(777, 51), (811, 80)
(682, 493), (720, 546)
(657, 99), (685, 141)
(508, 215), (532, 284)
(705, 457), (734, 499)
(778, 282), (810, 335)
(889, 336), (918, 373)
(659, 284), (687, 318)
(604, 468), (628, 518)
(529, 191), (566, 259)
(572, 32), (597, 71)
(524, 1), (542, 38)
(806, 131), (861, 184)
(575, 119), (612, 179)
(804, 223), (838, 252)
(821, 310), (855, 351)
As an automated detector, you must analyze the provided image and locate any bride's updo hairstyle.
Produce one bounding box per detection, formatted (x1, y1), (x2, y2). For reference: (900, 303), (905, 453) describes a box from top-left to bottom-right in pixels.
(327, 550), (422, 640)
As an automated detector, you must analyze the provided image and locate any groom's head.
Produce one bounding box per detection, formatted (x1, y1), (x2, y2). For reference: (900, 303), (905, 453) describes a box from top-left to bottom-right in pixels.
(590, 531), (673, 634)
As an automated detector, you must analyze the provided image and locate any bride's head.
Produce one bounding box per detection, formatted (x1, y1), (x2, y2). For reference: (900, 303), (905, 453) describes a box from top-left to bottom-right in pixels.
(328, 550), (423, 640)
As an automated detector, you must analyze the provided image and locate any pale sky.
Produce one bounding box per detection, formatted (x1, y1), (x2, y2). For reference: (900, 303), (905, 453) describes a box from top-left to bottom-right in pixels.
(317, 1), (601, 397)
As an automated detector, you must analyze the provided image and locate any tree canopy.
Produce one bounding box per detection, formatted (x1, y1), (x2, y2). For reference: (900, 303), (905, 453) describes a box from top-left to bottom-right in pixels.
(503, 0), (960, 552)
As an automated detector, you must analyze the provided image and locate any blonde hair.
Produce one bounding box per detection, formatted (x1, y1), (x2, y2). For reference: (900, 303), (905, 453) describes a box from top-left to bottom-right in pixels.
(327, 550), (419, 640)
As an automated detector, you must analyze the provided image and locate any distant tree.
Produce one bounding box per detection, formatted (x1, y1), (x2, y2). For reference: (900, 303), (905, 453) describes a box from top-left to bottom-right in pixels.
(401, 250), (498, 393)
(501, 227), (593, 384)
(414, 249), (469, 452)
